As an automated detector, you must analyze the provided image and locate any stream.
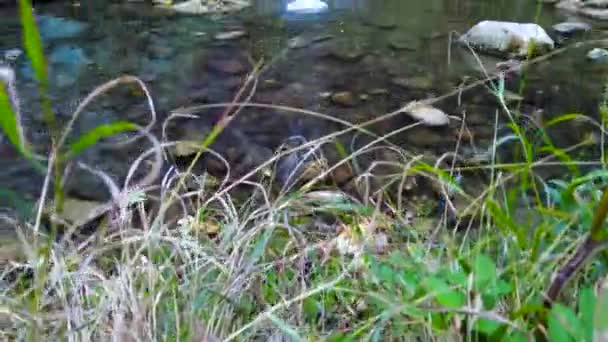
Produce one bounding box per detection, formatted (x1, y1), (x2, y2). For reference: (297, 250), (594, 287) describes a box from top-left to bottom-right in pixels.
(1, 0), (607, 226)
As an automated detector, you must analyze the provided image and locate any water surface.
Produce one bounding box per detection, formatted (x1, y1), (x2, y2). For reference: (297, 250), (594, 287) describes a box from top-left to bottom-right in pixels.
(0, 0), (606, 213)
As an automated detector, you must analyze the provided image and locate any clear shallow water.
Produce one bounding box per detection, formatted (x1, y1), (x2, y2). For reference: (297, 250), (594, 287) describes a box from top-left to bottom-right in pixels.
(0, 0), (607, 212)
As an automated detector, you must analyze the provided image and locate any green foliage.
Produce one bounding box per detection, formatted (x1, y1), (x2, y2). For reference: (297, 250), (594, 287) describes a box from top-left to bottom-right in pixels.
(18, 0), (46, 87)
(548, 304), (585, 341)
(423, 276), (466, 309)
(0, 84), (26, 155)
(64, 121), (136, 159)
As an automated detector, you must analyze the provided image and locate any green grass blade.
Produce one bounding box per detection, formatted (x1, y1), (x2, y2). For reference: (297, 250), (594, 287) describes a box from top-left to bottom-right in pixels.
(0, 84), (44, 173)
(17, 0), (46, 86)
(267, 313), (306, 342)
(64, 121), (136, 159)
(18, 0), (57, 139)
(595, 285), (608, 337)
(543, 114), (584, 128)
(0, 84), (24, 154)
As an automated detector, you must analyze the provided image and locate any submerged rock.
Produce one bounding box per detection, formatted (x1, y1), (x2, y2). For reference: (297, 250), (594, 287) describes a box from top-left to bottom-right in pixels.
(288, 34), (333, 49)
(387, 32), (418, 51)
(552, 21), (591, 35)
(391, 76), (433, 90)
(20, 44), (92, 87)
(331, 91), (356, 107)
(168, 0), (249, 14)
(329, 39), (367, 61)
(557, 0), (608, 20)
(3, 49), (22, 62)
(275, 136), (327, 190)
(46, 197), (106, 226)
(458, 21), (554, 57)
(206, 59), (247, 74)
(0, 66), (14, 84)
(214, 30), (247, 41)
(587, 47), (608, 62)
(37, 15), (89, 41)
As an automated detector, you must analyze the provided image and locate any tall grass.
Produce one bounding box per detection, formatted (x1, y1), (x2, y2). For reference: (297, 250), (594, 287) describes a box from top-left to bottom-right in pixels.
(2, 1), (608, 341)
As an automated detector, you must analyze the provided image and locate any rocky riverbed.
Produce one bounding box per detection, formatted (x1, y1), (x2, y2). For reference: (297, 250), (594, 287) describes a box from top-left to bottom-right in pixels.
(2, 0), (608, 230)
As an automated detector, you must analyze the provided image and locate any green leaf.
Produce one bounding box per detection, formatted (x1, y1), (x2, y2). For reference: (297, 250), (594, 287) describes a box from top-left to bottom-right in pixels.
(18, 0), (47, 86)
(374, 263), (395, 286)
(423, 277), (465, 309)
(486, 200), (527, 248)
(65, 121), (136, 159)
(473, 318), (501, 336)
(579, 287), (595, 342)
(447, 270), (468, 287)
(595, 286), (608, 333)
(303, 298), (320, 322)
(398, 271), (419, 299)
(549, 304), (583, 342)
(400, 304), (425, 318)
(505, 331), (529, 342)
(473, 254), (497, 291)
(249, 226), (274, 266)
(325, 332), (355, 342)
(0, 84), (25, 154)
(544, 113), (584, 128)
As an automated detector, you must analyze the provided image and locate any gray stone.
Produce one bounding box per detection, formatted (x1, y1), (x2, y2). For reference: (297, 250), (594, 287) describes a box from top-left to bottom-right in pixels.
(387, 33), (418, 51)
(288, 34), (333, 49)
(458, 21), (554, 57)
(331, 91), (356, 107)
(329, 39), (367, 62)
(391, 76), (433, 90)
(36, 44), (93, 88)
(3, 49), (22, 62)
(557, 0), (608, 20)
(587, 47), (608, 62)
(552, 21), (592, 34)
(37, 15), (89, 41)
(214, 30), (247, 41)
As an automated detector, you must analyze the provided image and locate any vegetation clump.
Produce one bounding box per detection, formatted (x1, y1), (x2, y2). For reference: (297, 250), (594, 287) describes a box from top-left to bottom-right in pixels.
(1, 1), (608, 341)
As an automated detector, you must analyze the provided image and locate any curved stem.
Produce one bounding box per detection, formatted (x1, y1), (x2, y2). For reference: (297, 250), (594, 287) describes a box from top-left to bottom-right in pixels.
(545, 187), (608, 305)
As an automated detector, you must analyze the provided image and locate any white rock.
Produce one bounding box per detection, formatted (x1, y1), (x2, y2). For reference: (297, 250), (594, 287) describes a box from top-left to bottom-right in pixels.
(287, 0), (328, 14)
(165, 0), (249, 15)
(587, 48), (608, 62)
(401, 101), (450, 127)
(458, 21), (554, 57)
(170, 0), (211, 14)
(0, 66), (15, 85)
(214, 30), (247, 41)
(4, 49), (22, 62)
